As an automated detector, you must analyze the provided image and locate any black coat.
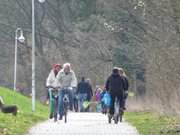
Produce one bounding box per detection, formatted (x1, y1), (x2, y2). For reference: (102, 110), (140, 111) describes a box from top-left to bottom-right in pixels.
(77, 81), (92, 97)
(105, 73), (125, 95)
(122, 76), (129, 91)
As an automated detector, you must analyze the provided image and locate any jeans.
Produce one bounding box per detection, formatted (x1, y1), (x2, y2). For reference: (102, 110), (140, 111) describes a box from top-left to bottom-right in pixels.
(58, 88), (74, 117)
(78, 93), (87, 112)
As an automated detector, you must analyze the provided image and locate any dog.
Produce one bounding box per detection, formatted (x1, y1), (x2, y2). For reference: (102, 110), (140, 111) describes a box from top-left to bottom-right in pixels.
(0, 96), (18, 116)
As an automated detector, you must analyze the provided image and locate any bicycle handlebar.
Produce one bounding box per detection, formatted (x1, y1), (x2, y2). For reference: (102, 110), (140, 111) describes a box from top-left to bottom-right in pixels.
(46, 86), (61, 89)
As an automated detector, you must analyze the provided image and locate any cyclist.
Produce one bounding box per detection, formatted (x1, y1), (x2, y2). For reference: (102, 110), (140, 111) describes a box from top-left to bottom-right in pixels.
(56, 63), (77, 120)
(46, 63), (62, 119)
(105, 67), (125, 121)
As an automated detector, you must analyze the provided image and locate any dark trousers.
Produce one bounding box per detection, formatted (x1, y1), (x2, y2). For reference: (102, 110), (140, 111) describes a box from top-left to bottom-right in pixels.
(109, 92), (124, 115)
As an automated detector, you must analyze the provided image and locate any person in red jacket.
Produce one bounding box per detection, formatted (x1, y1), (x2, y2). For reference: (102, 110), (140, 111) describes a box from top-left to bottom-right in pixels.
(46, 63), (62, 119)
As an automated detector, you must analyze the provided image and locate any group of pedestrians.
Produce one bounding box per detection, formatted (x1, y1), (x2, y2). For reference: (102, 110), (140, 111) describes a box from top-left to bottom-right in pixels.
(46, 62), (129, 122)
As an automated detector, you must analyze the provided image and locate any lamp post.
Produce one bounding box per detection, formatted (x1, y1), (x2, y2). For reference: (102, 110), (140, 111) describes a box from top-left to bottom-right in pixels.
(31, 0), (45, 112)
(14, 28), (25, 91)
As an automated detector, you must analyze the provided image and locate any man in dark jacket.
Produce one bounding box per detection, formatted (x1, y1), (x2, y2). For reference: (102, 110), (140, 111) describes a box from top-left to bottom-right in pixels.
(85, 78), (93, 102)
(105, 68), (125, 116)
(77, 77), (92, 112)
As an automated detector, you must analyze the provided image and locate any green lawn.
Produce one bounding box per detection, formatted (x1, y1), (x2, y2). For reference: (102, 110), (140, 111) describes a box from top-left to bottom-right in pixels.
(0, 87), (48, 135)
(125, 111), (180, 135)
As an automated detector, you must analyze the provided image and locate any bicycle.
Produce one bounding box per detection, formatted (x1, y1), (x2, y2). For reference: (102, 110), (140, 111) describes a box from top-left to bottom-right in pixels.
(62, 90), (70, 123)
(58, 87), (74, 123)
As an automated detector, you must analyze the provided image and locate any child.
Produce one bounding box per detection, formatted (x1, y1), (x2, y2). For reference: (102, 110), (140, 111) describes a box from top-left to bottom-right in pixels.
(95, 88), (102, 101)
(95, 87), (102, 112)
(101, 89), (111, 114)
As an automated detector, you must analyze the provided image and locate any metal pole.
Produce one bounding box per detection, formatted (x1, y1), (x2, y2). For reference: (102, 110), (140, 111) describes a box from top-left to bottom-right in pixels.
(14, 30), (18, 91)
(14, 28), (22, 91)
(32, 0), (36, 112)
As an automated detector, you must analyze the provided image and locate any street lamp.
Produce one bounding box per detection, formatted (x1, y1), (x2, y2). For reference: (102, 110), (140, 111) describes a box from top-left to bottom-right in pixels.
(14, 28), (25, 91)
(38, 0), (46, 3)
(31, 0), (45, 112)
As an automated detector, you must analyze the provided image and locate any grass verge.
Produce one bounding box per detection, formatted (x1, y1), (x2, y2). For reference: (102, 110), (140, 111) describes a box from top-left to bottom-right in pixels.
(0, 87), (48, 135)
(125, 111), (180, 135)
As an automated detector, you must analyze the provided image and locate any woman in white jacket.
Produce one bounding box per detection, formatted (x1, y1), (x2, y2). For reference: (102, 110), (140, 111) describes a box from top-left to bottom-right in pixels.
(46, 64), (62, 119)
(46, 64), (62, 88)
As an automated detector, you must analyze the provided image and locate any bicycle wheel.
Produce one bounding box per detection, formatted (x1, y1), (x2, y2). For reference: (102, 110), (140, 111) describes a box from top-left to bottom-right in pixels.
(74, 100), (78, 112)
(119, 113), (122, 122)
(114, 115), (119, 124)
(119, 109), (124, 122)
(54, 97), (58, 122)
(108, 114), (112, 124)
(63, 103), (68, 123)
(64, 112), (67, 123)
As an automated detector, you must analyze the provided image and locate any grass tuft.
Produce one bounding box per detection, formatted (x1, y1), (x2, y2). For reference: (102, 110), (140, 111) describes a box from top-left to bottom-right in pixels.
(125, 111), (180, 135)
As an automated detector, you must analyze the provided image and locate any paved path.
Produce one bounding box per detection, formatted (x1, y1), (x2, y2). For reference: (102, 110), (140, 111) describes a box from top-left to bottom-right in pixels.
(27, 113), (139, 135)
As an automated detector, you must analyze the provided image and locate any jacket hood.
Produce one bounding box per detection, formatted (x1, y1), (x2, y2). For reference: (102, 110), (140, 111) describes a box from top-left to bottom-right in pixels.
(112, 73), (119, 77)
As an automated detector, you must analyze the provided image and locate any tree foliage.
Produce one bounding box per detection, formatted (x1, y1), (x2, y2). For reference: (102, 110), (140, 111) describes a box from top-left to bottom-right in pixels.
(0, 0), (180, 114)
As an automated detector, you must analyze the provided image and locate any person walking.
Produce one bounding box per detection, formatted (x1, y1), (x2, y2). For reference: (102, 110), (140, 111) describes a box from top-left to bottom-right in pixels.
(77, 77), (92, 112)
(118, 68), (129, 110)
(105, 67), (125, 120)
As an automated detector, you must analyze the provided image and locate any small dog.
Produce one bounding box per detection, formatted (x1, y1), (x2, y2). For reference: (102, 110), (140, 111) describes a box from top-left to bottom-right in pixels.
(0, 96), (18, 116)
